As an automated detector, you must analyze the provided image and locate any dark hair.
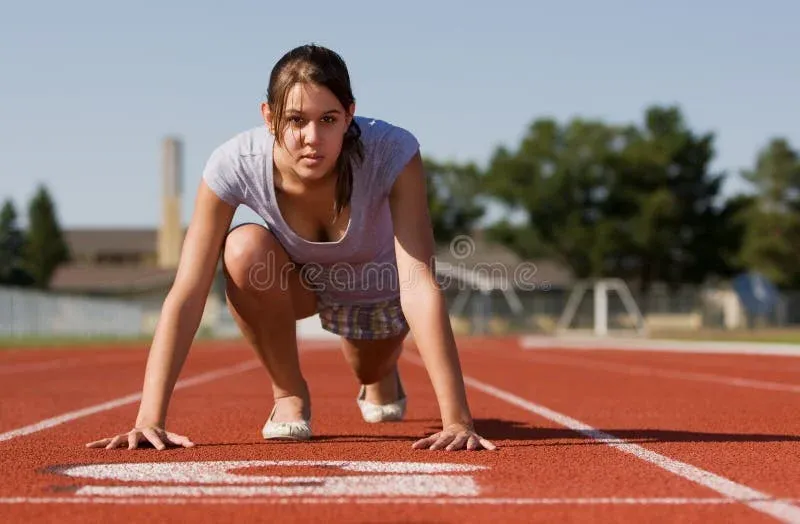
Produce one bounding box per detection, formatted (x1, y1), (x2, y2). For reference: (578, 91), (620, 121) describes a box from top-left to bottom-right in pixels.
(267, 44), (364, 220)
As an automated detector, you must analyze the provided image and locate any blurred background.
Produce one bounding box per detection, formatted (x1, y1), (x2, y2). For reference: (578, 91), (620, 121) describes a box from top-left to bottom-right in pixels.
(1, 1), (799, 344)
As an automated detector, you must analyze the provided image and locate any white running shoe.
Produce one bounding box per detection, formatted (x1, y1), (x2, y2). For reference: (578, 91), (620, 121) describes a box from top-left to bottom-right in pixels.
(357, 372), (407, 423)
(261, 404), (312, 441)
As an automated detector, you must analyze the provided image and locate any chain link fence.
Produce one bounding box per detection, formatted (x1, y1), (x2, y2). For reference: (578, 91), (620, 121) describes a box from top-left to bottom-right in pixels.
(0, 286), (146, 338)
(3, 281), (799, 340)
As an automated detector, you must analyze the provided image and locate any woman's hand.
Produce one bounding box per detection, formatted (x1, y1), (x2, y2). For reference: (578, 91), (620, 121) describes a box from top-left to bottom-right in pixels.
(412, 423), (497, 451)
(85, 426), (194, 451)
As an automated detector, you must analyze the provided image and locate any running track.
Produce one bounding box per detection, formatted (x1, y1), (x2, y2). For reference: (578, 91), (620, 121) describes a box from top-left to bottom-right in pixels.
(1, 336), (799, 523)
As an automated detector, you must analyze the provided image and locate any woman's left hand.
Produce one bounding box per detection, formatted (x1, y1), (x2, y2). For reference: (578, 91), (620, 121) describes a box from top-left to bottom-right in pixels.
(412, 423), (497, 451)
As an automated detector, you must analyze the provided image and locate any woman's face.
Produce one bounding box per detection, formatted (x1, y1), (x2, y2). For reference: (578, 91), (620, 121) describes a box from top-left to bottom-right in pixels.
(264, 82), (354, 184)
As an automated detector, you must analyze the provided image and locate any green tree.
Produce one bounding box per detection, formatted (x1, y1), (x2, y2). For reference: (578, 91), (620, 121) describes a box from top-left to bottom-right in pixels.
(736, 138), (800, 286)
(0, 199), (33, 286)
(424, 158), (485, 243)
(714, 193), (755, 278)
(611, 106), (729, 290)
(741, 138), (800, 212)
(23, 185), (70, 288)
(483, 116), (621, 278)
(485, 219), (551, 260)
(481, 105), (734, 292)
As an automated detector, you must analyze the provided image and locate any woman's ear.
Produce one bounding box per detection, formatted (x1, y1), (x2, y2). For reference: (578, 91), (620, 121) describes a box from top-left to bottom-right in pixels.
(261, 102), (274, 134)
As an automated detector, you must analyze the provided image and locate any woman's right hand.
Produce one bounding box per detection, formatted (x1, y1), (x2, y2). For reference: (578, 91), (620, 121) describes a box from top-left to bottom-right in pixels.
(85, 426), (194, 450)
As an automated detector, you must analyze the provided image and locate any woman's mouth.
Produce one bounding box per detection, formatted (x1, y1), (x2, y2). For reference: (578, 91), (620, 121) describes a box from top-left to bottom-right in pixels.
(301, 154), (324, 166)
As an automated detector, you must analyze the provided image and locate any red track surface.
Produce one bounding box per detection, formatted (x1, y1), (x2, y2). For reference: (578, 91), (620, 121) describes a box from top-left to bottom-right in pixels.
(1, 337), (799, 523)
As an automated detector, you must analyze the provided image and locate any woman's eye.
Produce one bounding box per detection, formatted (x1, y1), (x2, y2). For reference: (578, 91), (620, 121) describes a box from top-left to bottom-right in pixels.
(286, 115), (335, 126)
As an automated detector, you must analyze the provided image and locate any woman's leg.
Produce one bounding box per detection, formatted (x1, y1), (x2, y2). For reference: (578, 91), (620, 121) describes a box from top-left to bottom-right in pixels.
(222, 223), (317, 423)
(340, 330), (408, 405)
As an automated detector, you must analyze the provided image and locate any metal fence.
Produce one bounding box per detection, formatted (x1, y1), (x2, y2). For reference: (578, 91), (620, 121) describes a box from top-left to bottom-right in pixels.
(0, 286), (145, 338)
(2, 281), (799, 339)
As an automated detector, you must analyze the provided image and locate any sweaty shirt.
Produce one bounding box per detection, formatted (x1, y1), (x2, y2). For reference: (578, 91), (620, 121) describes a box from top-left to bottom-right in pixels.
(202, 116), (420, 305)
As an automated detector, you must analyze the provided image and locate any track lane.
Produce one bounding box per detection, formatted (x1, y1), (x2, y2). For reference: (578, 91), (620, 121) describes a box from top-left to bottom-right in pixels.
(523, 347), (800, 384)
(456, 339), (800, 502)
(0, 344), (263, 431)
(0, 340), (791, 523)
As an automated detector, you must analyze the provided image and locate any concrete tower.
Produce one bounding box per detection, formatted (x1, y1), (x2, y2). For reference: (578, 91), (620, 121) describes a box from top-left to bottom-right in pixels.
(157, 137), (184, 268)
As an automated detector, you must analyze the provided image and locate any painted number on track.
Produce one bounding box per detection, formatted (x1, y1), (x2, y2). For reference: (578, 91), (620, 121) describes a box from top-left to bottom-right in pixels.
(55, 460), (489, 498)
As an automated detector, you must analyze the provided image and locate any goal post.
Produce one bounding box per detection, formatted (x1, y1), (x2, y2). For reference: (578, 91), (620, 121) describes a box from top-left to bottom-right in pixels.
(556, 278), (647, 337)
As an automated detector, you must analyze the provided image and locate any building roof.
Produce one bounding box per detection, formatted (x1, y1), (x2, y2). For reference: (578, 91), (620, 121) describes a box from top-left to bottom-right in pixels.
(65, 228), (158, 256)
(433, 234), (574, 288)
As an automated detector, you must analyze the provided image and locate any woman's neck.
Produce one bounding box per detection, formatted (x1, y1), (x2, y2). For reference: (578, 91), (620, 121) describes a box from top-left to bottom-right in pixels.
(273, 149), (337, 197)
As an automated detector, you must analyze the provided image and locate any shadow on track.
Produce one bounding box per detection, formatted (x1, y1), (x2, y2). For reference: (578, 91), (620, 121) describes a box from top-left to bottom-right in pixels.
(461, 418), (800, 446)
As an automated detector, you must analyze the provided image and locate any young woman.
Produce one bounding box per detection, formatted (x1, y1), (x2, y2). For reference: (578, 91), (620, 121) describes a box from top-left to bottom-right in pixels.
(87, 44), (496, 452)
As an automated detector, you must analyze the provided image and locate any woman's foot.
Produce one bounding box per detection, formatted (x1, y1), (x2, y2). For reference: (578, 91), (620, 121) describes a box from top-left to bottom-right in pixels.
(268, 394), (310, 423)
(357, 370), (406, 423)
(362, 368), (400, 405)
(262, 394), (312, 441)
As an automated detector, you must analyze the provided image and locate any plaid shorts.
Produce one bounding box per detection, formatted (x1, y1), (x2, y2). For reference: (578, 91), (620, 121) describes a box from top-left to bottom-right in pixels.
(317, 296), (409, 340)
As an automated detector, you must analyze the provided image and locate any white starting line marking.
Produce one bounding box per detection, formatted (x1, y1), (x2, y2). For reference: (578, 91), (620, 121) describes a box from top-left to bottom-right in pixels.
(402, 354), (800, 523)
(58, 460), (486, 482)
(74, 482), (477, 498)
(55, 461), (486, 498)
(0, 360), (261, 443)
(3, 496), (800, 506)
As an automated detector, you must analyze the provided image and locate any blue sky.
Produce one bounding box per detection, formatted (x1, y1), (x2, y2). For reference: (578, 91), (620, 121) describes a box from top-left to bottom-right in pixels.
(1, 1), (798, 228)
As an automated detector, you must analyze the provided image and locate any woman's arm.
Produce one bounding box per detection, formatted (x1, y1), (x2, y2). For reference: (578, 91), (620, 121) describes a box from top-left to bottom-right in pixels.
(87, 180), (236, 450)
(388, 151), (496, 452)
(136, 181), (236, 426)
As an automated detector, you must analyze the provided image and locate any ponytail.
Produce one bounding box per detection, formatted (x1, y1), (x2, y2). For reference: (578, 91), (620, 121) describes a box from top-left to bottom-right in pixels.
(333, 118), (364, 220)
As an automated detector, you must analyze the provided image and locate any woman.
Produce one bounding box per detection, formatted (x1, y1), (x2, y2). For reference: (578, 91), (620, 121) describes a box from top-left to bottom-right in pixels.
(87, 44), (496, 452)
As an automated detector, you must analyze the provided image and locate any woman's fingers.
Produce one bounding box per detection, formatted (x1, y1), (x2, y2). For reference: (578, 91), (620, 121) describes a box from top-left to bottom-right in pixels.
(85, 438), (112, 448)
(445, 433), (470, 451)
(429, 432), (454, 450)
(479, 437), (497, 451)
(412, 434), (439, 449)
(165, 432), (195, 448)
(141, 428), (166, 451)
(413, 429), (498, 451)
(86, 427), (195, 451)
(105, 435), (124, 450)
(127, 431), (139, 450)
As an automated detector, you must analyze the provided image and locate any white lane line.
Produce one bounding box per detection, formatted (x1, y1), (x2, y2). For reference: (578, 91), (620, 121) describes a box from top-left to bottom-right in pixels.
(498, 352), (800, 394)
(0, 342), (337, 377)
(520, 336), (800, 357)
(0, 361), (64, 375)
(0, 360), (260, 443)
(2, 496), (799, 506)
(403, 355), (800, 523)
(0, 356), (133, 376)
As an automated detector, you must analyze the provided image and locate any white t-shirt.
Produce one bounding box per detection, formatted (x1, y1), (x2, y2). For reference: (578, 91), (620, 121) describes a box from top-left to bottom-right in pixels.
(202, 116), (420, 305)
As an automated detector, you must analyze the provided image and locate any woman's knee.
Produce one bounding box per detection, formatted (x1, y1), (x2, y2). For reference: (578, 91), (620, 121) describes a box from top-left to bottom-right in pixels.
(222, 224), (291, 293)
